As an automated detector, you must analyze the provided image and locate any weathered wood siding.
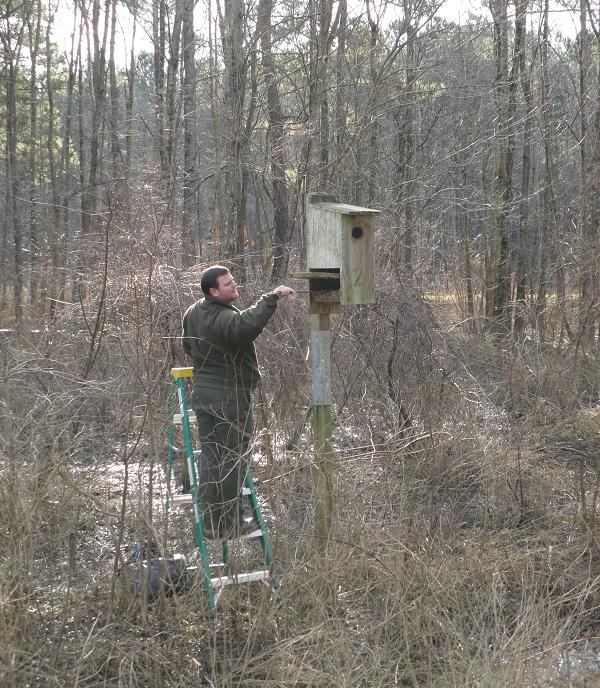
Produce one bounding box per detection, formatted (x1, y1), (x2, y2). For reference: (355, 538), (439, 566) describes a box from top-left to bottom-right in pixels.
(306, 199), (378, 307)
(340, 215), (374, 305)
(307, 206), (343, 269)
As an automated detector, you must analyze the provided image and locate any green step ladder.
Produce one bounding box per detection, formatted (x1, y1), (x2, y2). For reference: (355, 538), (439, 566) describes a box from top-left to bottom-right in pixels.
(165, 366), (276, 610)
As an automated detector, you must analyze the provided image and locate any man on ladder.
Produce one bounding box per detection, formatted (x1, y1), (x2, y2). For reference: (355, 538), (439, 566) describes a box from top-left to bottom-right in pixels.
(182, 265), (294, 540)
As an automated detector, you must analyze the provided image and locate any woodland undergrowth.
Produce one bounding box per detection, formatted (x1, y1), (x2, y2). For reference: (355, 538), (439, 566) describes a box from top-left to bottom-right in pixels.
(2, 261), (600, 687)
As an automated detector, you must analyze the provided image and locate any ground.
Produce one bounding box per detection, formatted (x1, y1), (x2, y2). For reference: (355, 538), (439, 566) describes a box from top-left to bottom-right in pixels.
(2, 288), (600, 687)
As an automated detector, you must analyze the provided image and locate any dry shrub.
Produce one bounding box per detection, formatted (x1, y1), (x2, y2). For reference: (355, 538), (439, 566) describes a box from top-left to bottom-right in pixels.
(3, 258), (600, 687)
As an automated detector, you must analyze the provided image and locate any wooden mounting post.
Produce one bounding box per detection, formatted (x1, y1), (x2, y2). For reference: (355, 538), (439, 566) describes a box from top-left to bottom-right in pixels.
(305, 193), (378, 550)
(311, 311), (333, 548)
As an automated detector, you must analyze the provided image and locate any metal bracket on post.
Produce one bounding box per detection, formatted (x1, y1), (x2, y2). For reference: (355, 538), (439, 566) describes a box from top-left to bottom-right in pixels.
(311, 312), (334, 549)
(311, 316), (331, 405)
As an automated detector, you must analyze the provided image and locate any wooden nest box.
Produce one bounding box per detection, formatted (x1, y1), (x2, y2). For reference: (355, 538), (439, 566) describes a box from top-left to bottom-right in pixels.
(306, 193), (379, 314)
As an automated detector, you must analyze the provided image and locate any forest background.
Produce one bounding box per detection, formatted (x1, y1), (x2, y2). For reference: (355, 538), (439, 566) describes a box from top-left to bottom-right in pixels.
(3, 0), (600, 684)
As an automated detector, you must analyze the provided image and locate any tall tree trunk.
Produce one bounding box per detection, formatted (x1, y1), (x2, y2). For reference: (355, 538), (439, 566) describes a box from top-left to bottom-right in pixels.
(58, 8), (80, 308)
(455, 26), (475, 325)
(333, 0), (347, 197)
(90, 0), (109, 220)
(153, 0), (167, 178)
(76, 52), (86, 295)
(79, 0), (109, 298)
(208, 0), (224, 257)
(458, 141), (475, 325)
(28, 0), (41, 308)
(366, 0), (379, 205)
(0, 153), (8, 322)
(242, 40), (259, 274)
(124, 4), (137, 235)
(579, 0), (600, 346)
(7, 56), (22, 321)
(402, 0), (416, 272)
(581, 59), (600, 345)
(489, 0), (517, 331)
(2, 0), (32, 321)
(577, 0), (589, 247)
(44, 6), (58, 321)
(182, 0), (197, 266)
(258, 0), (291, 280)
(165, 0), (183, 194)
(318, 0), (334, 189)
(514, 0), (533, 334)
(45, 5), (75, 323)
(306, 0), (335, 192)
(538, 0), (558, 340)
(109, 0), (121, 178)
(125, 9), (136, 176)
(222, 0), (247, 273)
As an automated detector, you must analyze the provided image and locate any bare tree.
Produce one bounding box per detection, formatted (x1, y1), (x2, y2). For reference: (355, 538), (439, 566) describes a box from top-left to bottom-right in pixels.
(164, 0), (183, 189)
(401, 0), (417, 271)
(221, 0), (248, 270)
(514, 0), (534, 333)
(153, 0), (166, 176)
(1, 0), (34, 321)
(109, 0), (121, 177)
(45, 3), (79, 323)
(537, 0), (559, 340)
(257, 0), (292, 280)
(579, 0), (600, 345)
(488, 0), (517, 330)
(182, 0), (198, 266)
(27, 0), (42, 307)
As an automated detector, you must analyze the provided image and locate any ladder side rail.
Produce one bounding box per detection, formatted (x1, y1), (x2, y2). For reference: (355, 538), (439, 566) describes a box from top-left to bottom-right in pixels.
(177, 380), (202, 524)
(177, 377), (215, 609)
(244, 472), (280, 597)
(244, 471), (272, 568)
(164, 382), (177, 519)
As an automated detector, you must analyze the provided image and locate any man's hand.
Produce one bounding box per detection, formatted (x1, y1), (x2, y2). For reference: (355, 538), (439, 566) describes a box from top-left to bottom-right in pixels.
(274, 285), (295, 300)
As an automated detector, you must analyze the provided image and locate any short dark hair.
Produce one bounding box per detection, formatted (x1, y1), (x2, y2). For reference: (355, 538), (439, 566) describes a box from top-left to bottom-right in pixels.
(200, 265), (230, 295)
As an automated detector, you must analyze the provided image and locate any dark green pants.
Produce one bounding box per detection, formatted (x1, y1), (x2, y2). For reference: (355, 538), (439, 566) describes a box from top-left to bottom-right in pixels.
(193, 389), (253, 533)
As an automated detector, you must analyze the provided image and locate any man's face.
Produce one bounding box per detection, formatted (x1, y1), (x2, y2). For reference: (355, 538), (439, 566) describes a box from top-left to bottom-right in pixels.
(210, 272), (239, 302)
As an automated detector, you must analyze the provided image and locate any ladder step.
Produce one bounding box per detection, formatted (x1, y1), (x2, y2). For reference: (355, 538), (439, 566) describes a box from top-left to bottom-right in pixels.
(202, 527), (263, 542)
(210, 569), (270, 589)
(168, 447), (201, 456)
(172, 494), (194, 505)
(173, 412), (197, 424)
(210, 528), (263, 541)
(172, 487), (250, 507)
(237, 526), (263, 540)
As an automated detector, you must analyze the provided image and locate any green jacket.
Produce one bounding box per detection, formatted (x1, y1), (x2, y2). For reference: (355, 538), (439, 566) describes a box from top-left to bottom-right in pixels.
(182, 292), (279, 397)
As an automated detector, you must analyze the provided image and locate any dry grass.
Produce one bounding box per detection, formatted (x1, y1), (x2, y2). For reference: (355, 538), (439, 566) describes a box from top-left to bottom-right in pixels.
(2, 264), (600, 687)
